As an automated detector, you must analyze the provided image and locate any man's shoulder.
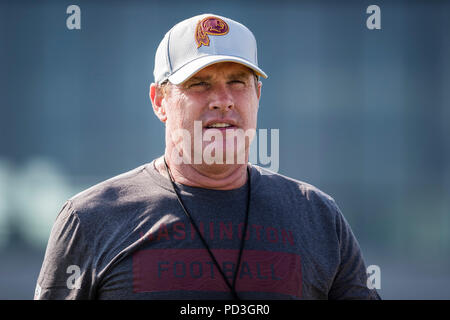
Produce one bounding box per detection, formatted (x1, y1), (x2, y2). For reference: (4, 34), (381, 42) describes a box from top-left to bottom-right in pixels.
(67, 163), (152, 217)
(251, 164), (337, 207)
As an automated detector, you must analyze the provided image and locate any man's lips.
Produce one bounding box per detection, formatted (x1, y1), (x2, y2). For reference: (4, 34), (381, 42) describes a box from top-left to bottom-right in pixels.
(204, 125), (237, 131)
(203, 119), (239, 129)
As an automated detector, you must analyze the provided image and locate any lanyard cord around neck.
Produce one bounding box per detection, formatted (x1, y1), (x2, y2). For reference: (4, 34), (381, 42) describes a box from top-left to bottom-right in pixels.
(163, 157), (250, 300)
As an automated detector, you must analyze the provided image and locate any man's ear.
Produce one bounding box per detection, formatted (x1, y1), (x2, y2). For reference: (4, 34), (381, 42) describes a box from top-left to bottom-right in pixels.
(257, 81), (262, 101)
(150, 83), (167, 123)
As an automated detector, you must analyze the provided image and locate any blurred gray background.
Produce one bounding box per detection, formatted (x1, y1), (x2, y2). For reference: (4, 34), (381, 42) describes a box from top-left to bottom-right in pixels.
(1, 0), (449, 299)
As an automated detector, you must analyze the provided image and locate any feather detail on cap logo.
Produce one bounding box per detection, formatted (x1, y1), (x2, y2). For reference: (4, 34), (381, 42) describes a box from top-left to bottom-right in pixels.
(195, 16), (229, 48)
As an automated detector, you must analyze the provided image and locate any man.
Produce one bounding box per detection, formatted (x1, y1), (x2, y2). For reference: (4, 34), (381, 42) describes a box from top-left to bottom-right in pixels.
(35, 13), (380, 300)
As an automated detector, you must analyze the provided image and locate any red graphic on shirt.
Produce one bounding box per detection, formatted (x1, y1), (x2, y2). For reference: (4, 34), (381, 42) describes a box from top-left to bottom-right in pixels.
(139, 221), (295, 247)
(133, 249), (302, 298)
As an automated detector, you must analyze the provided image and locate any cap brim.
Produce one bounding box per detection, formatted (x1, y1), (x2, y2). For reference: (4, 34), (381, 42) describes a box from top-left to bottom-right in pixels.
(168, 55), (268, 85)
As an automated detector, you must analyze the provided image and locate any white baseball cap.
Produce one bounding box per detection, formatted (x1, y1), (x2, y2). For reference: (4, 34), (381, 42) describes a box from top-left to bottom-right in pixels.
(153, 13), (268, 85)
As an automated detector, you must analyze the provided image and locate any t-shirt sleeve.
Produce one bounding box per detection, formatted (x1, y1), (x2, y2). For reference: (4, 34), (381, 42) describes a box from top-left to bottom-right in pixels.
(34, 200), (94, 300)
(328, 201), (381, 300)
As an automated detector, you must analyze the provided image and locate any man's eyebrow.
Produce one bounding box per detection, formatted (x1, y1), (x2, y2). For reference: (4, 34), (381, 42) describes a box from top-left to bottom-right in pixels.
(184, 71), (252, 84)
(186, 75), (212, 83)
(226, 72), (252, 80)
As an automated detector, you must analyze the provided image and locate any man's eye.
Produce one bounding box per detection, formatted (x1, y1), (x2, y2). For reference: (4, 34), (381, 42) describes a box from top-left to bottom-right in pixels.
(190, 82), (208, 88)
(229, 80), (246, 86)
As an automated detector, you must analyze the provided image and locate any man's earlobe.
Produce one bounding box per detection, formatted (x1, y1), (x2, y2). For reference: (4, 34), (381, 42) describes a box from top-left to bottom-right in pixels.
(158, 108), (167, 122)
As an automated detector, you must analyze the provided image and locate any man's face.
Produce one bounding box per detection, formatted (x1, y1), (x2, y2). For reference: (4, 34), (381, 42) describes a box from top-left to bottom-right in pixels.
(156, 62), (262, 165)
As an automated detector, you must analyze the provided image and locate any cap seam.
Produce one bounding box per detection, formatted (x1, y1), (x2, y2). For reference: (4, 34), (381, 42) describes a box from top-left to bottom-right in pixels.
(254, 37), (258, 64)
(166, 29), (173, 74)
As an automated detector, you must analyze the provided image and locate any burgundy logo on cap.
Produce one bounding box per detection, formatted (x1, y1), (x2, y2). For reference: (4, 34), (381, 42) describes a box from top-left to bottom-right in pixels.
(195, 16), (229, 48)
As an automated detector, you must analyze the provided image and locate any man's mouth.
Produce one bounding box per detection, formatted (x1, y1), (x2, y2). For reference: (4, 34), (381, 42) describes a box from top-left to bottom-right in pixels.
(203, 120), (238, 130)
(206, 123), (234, 129)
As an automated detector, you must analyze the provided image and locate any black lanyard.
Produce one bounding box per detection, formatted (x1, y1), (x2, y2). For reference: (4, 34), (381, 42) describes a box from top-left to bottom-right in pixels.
(163, 157), (251, 300)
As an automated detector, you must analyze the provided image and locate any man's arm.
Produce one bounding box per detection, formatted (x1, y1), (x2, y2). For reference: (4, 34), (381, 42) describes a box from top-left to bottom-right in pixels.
(34, 201), (94, 300)
(328, 202), (381, 300)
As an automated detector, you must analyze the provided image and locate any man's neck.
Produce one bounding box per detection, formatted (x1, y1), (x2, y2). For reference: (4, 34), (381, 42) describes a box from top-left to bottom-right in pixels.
(154, 154), (248, 190)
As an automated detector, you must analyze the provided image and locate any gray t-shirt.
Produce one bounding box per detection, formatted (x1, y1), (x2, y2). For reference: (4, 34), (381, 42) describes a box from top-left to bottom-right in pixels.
(35, 158), (380, 300)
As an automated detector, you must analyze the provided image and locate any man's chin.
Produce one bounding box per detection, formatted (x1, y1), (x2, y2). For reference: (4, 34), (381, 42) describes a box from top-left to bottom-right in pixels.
(170, 144), (248, 166)
(200, 144), (248, 165)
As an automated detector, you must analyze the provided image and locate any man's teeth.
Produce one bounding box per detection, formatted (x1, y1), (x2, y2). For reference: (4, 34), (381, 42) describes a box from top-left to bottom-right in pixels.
(207, 123), (232, 128)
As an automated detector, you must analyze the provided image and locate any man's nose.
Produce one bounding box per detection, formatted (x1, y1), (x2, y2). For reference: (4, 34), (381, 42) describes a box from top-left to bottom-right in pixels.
(208, 84), (234, 111)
